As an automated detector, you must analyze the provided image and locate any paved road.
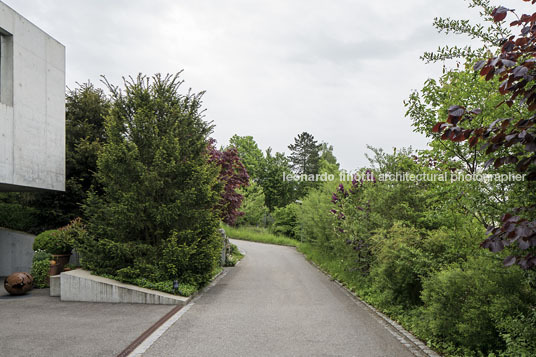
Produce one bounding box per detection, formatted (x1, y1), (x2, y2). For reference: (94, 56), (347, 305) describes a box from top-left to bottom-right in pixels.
(0, 285), (172, 356)
(144, 240), (418, 357)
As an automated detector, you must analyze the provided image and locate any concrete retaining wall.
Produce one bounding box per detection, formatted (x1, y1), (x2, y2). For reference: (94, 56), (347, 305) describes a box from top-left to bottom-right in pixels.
(60, 269), (190, 305)
(0, 227), (35, 276)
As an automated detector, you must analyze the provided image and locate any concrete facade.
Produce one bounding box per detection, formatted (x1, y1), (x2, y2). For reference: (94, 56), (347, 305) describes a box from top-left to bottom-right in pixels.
(0, 1), (65, 191)
(0, 227), (35, 276)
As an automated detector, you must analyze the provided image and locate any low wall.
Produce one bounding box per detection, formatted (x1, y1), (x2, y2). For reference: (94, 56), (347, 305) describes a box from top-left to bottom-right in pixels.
(60, 269), (190, 305)
(0, 227), (35, 276)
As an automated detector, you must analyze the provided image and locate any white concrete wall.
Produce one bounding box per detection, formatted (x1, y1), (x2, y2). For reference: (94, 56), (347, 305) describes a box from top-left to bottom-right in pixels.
(0, 227), (35, 276)
(60, 270), (190, 305)
(0, 1), (65, 191)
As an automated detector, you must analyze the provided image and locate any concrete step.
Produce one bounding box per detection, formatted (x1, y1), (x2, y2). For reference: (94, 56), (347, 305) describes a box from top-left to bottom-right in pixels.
(58, 269), (190, 305)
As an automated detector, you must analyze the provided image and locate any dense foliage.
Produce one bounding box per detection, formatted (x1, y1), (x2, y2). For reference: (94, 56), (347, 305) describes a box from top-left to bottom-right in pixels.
(33, 229), (72, 255)
(78, 73), (222, 287)
(0, 83), (110, 233)
(432, 4), (536, 269)
(208, 141), (249, 226)
(30, 250), (53, 289)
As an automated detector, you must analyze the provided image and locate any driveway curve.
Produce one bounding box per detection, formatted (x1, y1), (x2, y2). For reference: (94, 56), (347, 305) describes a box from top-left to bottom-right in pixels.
(143, 239), (419, 357)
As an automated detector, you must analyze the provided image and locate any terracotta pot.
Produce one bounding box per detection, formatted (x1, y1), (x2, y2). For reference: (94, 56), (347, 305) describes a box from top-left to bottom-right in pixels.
(49, 263), (62, 276)
(46, 263), (62, 285)
(52, 254), (71, 271)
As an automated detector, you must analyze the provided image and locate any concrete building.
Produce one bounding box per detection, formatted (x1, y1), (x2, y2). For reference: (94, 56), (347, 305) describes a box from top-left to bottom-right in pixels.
(0, 2), (65, 276)
(0, 1), (65, 192)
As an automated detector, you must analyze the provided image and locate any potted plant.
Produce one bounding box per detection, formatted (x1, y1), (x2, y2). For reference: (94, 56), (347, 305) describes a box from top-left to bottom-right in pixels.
(33, 229), (73, 271)
(33, 218), (87, 272)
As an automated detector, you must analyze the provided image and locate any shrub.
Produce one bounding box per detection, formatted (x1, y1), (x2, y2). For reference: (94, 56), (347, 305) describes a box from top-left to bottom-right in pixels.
(418, 256), (536, 354)
(33, 230), (73, 255)
(271, 203), (299, 238)
(32, 249), (52, 263)
(295, 181), (338, 247)
(31, 259), (51, 288)
(236, 183), (269, 227)
(497, 309), (536, 357)
(0, 202), (39, 232)
(370, 225), (431, 309)
(369, 224), (483, 310)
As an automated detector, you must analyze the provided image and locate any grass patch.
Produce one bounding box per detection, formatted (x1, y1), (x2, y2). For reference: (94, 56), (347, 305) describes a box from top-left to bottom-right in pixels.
(223, 225), (299, 247)
(297, 243), (370, 297)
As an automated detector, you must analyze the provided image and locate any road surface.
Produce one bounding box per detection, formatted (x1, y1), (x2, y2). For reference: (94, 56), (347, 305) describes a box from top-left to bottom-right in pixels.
(143, 239), (420, 357)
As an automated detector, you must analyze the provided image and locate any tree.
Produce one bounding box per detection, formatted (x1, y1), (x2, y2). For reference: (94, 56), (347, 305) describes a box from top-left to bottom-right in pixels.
(236, 182), (269, 226)
(80, 73), (222, 285)
(405, 66), (529, 227)
(433, 4), (536, 269)
(421, 0), (511, 63)
(288, 132), (321, 176)
(258, 148), (296, 210)
(228, 135), (264, 180)
(320, 142), (338, 167)
(208, 140), (249, 226)
(63, 82), (110, 216)
(0, 82), (110, 232)
(319, 142), (340, 176)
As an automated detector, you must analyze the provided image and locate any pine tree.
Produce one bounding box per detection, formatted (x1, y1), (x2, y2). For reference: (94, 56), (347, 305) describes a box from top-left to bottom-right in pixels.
(288, 132), (321, 176)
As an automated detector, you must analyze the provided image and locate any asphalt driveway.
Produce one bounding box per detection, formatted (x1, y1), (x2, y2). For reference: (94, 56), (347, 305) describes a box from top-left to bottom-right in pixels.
(143, 240), (420, 357)
(0, 284), (172, 356)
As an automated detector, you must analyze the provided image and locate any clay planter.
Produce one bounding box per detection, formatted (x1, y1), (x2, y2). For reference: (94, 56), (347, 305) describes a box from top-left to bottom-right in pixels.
(49, 263), (62, 276)
(46, 263), (62, 286)
(52, 254), (71, 271)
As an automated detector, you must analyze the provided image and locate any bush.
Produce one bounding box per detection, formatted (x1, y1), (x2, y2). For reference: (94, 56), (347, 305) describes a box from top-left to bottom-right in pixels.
(369, 225), (431, 309)
(31, 259), (51, 288)
(33, 230), (73, 255)
(0, 201), (39, 232)
(497, 309), (536, 357)
(132, 279), (197, 297)
(417, 256), (536, 354)
(295, 181), (338, 247)
(271, 203), (299, 238)
(369, 224), (482, 310)
(32, 249), (52, 263)
(236, 183), (269, 227)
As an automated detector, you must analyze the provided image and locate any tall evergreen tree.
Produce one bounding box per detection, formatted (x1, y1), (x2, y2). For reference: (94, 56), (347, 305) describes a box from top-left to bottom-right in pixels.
(288, 132), (321, 176)
(80, 73), (222, 285)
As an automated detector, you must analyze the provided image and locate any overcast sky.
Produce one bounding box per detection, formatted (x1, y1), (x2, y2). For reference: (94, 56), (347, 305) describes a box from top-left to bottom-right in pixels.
(4, 0), (530, 169)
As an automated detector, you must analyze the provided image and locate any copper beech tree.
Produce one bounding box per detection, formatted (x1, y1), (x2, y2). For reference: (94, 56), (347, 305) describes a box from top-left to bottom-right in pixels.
(433, 1), (536, 269)
(208, 140), (249, 226)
